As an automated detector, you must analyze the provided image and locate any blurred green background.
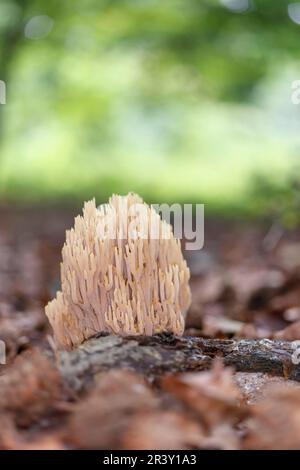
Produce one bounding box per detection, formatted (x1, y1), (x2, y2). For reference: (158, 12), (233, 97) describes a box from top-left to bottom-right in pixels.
(1, 0), (300, 220)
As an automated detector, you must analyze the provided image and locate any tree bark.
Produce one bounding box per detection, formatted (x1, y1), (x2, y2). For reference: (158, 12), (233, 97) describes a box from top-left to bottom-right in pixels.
(57, 333), (300, 392)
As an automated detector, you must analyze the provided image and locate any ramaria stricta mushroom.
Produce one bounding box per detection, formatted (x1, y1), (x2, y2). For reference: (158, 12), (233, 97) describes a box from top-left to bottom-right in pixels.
(45, 193), (191, 350)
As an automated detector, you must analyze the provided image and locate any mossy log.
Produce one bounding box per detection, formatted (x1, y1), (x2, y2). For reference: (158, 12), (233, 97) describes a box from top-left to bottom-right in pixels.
(58, 333), (300, 391)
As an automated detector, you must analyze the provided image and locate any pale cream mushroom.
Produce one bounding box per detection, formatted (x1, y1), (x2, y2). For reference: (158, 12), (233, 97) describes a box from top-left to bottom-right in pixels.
(45, 193), (191, 350)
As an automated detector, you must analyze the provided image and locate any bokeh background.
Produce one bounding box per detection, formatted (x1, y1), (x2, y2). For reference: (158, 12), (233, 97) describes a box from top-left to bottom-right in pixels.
(1, 0), (300, 221)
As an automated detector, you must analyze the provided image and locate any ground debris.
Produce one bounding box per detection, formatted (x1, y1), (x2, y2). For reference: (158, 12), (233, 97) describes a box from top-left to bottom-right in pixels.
(0, 349), (62, 427)
(2, 209), (300, 449)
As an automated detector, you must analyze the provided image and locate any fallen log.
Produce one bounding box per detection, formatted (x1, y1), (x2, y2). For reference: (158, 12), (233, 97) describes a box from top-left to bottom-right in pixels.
(58, 333), (300, 391)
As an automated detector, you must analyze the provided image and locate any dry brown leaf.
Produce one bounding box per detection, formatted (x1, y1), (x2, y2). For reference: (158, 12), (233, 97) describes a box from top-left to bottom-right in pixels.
(274, 320), (300, 340)
(17, 435), (65, 450)
(244, 386), (300, 449)
(66, 369), (159, 449)
(0, 414), (20, 450)
(235, 371), (300, 404)
(161, 360), (245, 449)
(0, 415), (64, 450)
(162, 360), (243, 425)
(124, 411), (204, 450)
(0, 349), (61, 426)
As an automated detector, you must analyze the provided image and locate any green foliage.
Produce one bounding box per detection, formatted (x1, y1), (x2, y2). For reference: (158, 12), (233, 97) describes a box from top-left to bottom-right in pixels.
(0, 0), (300, 219)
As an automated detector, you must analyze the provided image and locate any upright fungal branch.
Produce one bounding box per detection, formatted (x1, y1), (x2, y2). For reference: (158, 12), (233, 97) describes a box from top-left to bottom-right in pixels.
(45, 193), (191, 350)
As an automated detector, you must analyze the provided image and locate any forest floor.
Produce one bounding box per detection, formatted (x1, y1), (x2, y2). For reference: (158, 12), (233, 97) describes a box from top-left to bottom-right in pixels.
(1, 205), (300, 449)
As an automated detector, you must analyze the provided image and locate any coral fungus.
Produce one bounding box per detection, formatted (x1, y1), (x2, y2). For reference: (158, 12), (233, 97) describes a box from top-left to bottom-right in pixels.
(45, 193), (191, 349)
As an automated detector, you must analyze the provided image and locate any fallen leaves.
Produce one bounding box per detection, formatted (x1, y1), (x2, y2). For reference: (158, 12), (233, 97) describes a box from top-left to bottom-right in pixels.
(0, 349), (62, 427)
(161, 361), (245, 450)
(244, 386), (300, 449)
(65, 363), (246, 450)
(123, 411), (203, 450)
(63, 362), (300, 450)
(275, 320), (300, 340)
(66, 370), (159, 449)
(2, 209), (300, 449)
(1, 349), (300, 449)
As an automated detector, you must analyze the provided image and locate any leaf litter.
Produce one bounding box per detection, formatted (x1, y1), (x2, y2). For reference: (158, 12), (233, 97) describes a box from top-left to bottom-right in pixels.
(1, 208), (300, 449)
